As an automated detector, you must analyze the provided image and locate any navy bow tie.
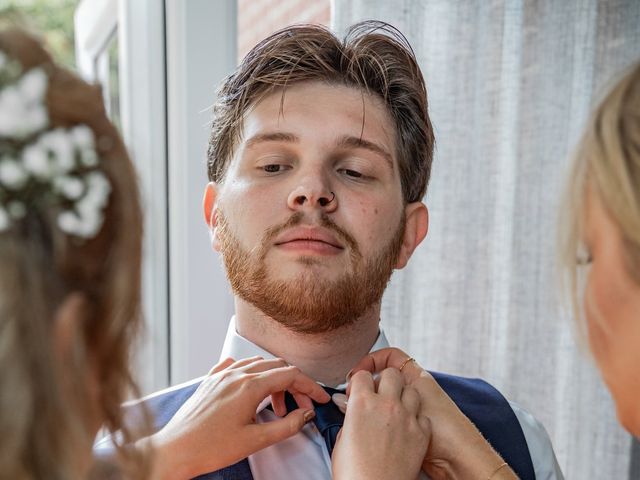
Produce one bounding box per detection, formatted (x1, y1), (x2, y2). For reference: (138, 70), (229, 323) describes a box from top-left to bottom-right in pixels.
(275, 386), (345, 457)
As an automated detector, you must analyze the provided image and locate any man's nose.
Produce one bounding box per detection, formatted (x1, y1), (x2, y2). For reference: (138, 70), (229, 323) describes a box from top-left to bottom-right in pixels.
(287, 182), (338, 213)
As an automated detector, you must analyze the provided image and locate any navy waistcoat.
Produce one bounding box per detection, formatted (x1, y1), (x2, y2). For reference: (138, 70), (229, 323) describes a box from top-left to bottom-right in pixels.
(100, 372), (535, 480)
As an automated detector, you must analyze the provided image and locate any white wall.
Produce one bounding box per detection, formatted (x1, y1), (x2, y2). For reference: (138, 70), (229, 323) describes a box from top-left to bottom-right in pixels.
(165, 0), (237, 385)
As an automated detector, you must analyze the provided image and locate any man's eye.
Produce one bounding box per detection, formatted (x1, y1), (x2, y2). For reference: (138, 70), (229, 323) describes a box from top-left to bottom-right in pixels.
(262, 164), (286, 173)
(339, 168), (363, 178)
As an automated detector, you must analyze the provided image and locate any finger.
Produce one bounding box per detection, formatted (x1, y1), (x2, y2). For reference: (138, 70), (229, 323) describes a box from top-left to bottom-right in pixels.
(401, 385), (421, 416)
(240, 358), (290, 374)
(410, 372), (452, 411)
(346, 371), (379, 396)
(334, 428), (343, 446)
(349, 348), (424, 383)
(208, 357), (235, 375)
(271, 391), (287, 417)
(228, 356), (265, 370)
(418, 415), (432, 440)
(246, 409), (316, 450)
(347, 370), (375, 400)
(254, 366), (330, 403)
(332, 393), (348, 414)
(292, 391), (314, 411)
(377, 367), (404, 399)
(347, 348), (404, 376)
(418, 415), (432, 471)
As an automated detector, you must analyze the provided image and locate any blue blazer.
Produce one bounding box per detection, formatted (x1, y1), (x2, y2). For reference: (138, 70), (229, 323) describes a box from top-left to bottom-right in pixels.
(106, 371), (536, 479)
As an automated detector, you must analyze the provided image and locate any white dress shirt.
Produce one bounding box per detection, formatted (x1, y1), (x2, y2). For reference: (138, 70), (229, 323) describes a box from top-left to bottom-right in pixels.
(220, 317), (564, 480)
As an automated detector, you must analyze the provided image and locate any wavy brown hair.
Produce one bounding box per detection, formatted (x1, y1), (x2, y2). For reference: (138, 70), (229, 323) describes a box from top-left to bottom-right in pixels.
(0, 29), (145, 479)
(208, 21), (435, 203)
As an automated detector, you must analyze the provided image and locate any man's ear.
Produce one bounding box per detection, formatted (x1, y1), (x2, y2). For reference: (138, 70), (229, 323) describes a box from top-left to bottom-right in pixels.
(203, 182), (222, 251)
(395, 202), (429, 269)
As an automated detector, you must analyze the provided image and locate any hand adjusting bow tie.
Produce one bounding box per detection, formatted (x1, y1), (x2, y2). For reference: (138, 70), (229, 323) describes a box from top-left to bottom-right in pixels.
(272, 386), (346, 457)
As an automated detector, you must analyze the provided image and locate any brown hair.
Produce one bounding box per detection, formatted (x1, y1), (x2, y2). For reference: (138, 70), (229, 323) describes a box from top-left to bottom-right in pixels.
(559, 62), (640, 330)
(207, 21), (435, 203)
(0, 29), (145, 478)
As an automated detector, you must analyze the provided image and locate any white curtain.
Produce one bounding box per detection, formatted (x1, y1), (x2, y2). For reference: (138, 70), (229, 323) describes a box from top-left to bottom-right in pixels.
(333, 1), (640, 478)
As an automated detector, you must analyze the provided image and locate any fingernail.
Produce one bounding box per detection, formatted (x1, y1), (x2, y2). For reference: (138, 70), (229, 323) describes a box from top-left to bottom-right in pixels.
(332, 393), (348, 414)
(303, 410), (316, 423)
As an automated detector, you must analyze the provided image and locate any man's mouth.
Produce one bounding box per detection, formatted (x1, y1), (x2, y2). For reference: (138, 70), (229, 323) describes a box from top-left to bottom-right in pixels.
(274, 227), (344, 255)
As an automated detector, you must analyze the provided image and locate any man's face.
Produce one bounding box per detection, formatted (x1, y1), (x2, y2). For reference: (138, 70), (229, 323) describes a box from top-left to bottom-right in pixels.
(207, 81), (426, 333)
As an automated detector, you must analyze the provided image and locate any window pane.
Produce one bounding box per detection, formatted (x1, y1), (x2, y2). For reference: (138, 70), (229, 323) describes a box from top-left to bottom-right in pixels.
(106, 32), (120, 131)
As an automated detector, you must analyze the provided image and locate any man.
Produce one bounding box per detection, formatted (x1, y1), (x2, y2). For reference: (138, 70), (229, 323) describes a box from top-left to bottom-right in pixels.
(126, 21), (563, 479)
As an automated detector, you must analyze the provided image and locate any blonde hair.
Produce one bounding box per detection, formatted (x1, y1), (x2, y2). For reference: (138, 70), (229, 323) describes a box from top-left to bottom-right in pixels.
(559, 62), (640, 332)
(0, 29), (146, 478)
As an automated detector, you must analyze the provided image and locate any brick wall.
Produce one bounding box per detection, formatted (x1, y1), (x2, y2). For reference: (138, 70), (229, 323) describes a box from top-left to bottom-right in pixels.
(237, 0), (331, 62)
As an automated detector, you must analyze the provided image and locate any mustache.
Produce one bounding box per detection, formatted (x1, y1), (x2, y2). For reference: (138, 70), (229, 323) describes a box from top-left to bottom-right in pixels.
(261, 212), (361, 260)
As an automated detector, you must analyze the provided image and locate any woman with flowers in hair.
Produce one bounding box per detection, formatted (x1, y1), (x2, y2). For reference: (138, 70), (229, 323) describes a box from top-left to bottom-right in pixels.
(0, 28), (332, 479)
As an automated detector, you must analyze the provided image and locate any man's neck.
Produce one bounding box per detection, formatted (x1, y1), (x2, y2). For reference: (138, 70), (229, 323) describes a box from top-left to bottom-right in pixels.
(234, 299), (381, 387)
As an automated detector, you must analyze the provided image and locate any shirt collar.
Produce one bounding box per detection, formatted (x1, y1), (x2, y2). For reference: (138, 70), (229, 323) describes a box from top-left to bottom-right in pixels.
(219, 316), (391, 391)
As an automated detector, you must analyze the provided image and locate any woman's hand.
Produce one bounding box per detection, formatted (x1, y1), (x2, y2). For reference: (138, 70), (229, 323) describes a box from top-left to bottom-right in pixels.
(146, 356), (331, 480)
(348, 348), (518, 480)
(332, 368), (431, 480)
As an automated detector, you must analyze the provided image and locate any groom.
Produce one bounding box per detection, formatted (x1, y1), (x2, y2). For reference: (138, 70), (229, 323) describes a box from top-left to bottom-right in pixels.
(120, 21), (562, 479)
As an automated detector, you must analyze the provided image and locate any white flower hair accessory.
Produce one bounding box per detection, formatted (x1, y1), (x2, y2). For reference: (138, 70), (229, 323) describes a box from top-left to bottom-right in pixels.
(0, 49), (111, 240)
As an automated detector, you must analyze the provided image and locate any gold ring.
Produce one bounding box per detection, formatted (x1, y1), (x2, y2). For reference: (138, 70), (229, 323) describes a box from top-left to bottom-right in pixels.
(399, 357), (415, 372)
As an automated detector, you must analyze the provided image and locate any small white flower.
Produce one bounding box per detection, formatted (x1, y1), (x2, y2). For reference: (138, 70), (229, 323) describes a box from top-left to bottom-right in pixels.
(77, 208), (102, 237)
(76, 193), (100, 217)
(79, 148), (99, 167)
(19, 68), (48, 104)
(0, 84), (48, 139)
(40, 129), (74, 173)
(53, 175), (84, 200)
(0, 110), (13, 136)
(87, 171), (110, 194)
(58, 207), (104, 238)
(70, 125), (95, 150)
(0, 69), (49, 139)
(22, 144), (51, 179)
(82, 171), (111, 207)
(0, 206), (9, 231)
(27, 107), (49, 135)
(7, 201), (26, 219)
(58, 210), (81, 235)
(0, 86), (24, 137)
(0, 158), (29, 189)
(0, 85), (22, 111)
(73, 174), (110, 238)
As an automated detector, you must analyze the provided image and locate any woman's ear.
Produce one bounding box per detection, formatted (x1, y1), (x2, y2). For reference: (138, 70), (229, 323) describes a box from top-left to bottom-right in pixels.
(203, 182), (221, 251)
(395, 202), (429, 269)
(53, 293), (88, 361)
(53, 292), (103, 437)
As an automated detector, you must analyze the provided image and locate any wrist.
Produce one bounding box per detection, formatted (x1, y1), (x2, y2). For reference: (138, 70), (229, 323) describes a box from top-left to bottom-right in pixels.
(140, 433), (193, 480)
(445, 434), (508, 479)
(485, 462), (516, 479)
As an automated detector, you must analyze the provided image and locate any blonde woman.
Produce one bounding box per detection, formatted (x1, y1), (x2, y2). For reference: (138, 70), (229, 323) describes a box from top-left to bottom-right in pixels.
(340, 62), (640, 479)
(0, 28), (331, 480)
(559, 61), (640, 437)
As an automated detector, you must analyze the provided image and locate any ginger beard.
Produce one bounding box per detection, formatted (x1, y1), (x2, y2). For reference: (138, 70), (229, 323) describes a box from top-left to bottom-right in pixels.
(217, 209), (405, 334)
